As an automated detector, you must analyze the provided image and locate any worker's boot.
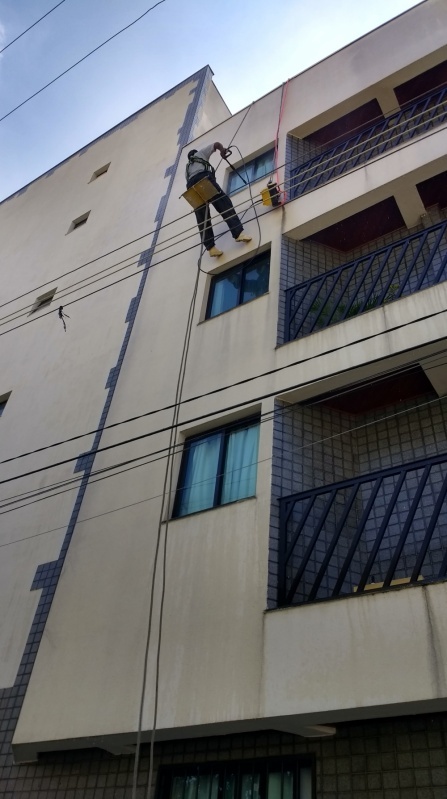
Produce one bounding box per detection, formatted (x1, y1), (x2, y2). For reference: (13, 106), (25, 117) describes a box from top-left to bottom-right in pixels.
(208, 246), (223, 257)
(236, 232), (252, 243)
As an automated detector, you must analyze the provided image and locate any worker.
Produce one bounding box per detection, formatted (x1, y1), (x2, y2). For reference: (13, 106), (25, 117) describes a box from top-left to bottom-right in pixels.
(186, 142), (252, 257)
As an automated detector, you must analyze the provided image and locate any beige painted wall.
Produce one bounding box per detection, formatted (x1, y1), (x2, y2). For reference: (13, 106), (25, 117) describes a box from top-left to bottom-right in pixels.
(6, 0), (447, 756)
(0, 71), (229, 692)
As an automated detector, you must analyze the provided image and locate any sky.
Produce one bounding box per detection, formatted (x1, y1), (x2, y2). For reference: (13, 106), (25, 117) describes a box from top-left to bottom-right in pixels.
(0, 0), (424, 201)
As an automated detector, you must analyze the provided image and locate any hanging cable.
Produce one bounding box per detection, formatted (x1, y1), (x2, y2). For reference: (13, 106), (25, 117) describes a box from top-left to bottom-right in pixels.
(0, 1), (166, 124)
(0, 0), (69, 54)
(1, 321), (447, 483)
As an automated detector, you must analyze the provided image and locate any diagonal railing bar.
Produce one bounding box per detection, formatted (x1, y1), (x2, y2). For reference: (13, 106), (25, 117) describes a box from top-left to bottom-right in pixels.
(285, 489), (337, 605)
(382, 465), (431, 588)
(307, 482), (361, 602)
(278, 452), (447, 607)
(411, 470), (447, 582)
(285, 220), (447, 342)
(289, 86), (447, 199)
(355, 470), (408, 593)
(331, 476), (383, 598)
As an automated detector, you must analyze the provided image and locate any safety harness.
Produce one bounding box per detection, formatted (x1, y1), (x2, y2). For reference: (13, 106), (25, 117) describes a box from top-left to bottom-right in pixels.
(185, 155), (215, 182)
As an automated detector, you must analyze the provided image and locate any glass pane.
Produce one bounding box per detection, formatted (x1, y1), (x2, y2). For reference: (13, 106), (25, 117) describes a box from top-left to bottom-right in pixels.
(253, 151), (274, 180)
(267, 770), (293, 799)
(221, 424), (260, 504)
(224, 773), (236, 799)
(198, 774), (219, 799)
(177, 434), (221, 515)
(242, 259), (270, 303)
(209, 269), (241, 317)
(171, 776), (186, 799)
(241, 774), (260, 799)
(299, 767), (312, 799)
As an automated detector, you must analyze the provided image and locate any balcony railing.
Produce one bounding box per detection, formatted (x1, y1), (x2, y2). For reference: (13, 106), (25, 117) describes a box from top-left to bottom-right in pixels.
(289, 86), (447, 198)
(278, 452), (447, 607)
(285, 221), (447, 341)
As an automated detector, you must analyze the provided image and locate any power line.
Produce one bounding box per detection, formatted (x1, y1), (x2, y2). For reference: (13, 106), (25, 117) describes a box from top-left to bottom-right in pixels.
(1, 305), (447, 481)
(0, 356), (439, 509)
(0, 1), (69, 54)
(1, 332), (446, 498)
(1, 385), (446, 539)
(1, 97), (444, 326)
(0, 1), (166, 124)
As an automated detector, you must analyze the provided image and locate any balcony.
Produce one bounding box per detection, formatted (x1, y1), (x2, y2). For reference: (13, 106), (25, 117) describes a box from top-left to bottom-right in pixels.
(288, 86), (447, 199)
(278, 451), (447, 607)
(285, 220), (447, 342)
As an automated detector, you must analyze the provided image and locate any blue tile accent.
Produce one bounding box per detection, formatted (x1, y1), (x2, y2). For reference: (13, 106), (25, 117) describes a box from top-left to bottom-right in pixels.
(125, 297), (138, 324)
(73, 451), (93, 473)
(31, 561), (60, 591)
(0, 66), (213, 771)
(105, 366), (118, 388)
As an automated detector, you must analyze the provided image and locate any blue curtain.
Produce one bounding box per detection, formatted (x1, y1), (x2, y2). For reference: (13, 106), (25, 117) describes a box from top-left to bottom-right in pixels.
(171, 775), (219, 799)
(221, 424), (259, 504)
(178, 434), (221, 515)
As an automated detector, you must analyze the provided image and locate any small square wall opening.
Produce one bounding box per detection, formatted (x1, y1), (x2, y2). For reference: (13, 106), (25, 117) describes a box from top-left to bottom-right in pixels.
(29, 288), (57, 314)
(89, 163), (110, 182)
(68, 211), (90, 233)
(0, 392), (11, 417)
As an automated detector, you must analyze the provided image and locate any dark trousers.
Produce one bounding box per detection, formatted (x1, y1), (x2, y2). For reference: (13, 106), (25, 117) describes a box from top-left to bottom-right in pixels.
(187, 172), (243, 250)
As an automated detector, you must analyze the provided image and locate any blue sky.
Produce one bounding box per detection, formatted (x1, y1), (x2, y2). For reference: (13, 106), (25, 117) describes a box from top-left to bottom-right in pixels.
(0, 0), (423, 200)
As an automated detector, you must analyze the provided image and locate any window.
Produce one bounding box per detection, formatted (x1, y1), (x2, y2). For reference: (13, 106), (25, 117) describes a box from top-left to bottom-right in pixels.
(227, 149), (274, 194)
(68, 211), (90, 232)
(89, 163), (110, 181)
(157, 757), (314, 799)
(29, 288), (57, 314)
(173, 417), (260, 517)
(0, 392), (11, 417)
(206, 251), (270, 319)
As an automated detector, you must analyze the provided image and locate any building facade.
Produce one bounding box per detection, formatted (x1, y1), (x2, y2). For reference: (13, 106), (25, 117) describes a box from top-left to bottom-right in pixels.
(1, 1), (447, 796)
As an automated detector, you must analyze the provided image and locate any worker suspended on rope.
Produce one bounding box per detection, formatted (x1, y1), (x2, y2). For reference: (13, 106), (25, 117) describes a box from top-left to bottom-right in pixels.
(185, 142), (252, 257)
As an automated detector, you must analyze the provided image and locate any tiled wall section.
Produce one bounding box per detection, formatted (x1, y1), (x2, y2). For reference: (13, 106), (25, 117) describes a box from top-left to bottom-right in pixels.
(1, 716), (447, 798)
(285, 135), (322, 196)
(278, 207), (447, 345)
(269, 390), (447, 606)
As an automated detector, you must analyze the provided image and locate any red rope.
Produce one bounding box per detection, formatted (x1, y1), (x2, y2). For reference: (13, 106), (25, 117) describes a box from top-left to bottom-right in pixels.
(273, 78), (290, 202)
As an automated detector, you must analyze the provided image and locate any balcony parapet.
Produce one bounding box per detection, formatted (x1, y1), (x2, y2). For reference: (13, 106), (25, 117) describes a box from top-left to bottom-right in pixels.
(288, 87), (447, 199)
(285, 220), (447, 341)
(278, 451), (447, 607)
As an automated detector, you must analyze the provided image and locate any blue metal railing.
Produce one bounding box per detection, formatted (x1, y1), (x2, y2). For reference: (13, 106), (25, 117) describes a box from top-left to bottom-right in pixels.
(285, 220), (447, 341)
(278, 452), (447, 607)
(289, 86), (447, 198)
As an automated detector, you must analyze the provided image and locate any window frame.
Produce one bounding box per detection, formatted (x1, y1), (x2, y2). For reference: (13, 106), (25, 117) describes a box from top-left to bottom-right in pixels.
(173, 415), (260, 518)
(156, 755), (316, 799)
(206, 251), (270, 320)
(227, 148), (275, 195)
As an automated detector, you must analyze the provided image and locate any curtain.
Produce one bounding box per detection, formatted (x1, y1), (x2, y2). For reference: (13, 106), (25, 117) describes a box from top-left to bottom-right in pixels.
(210, 272), (240, 317)
(267, 771), (293, 799)
(221, 424), (259, 504)
(171, 775), (219, 799)
(178, 434), (221, 515)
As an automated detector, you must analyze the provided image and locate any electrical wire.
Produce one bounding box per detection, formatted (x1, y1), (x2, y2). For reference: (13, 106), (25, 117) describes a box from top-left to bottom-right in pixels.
(132, 202), (211, 799)
(3, 364), (447, 518)
(0, 91), (445, 325)
(0, 1), (166, 124)
(2, 299), (447, 486)
(1, 352), (444, 510)
(2, 383), (447, 549)
(5, 352), (444, 510)
(2, 105), (446, 339)
(0, 1), (69, 54)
